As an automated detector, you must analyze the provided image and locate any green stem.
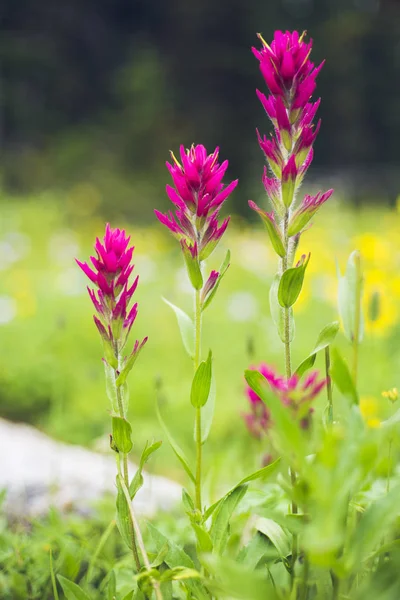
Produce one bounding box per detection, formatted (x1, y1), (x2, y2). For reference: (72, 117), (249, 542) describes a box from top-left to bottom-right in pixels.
(282, 211), (298, 580)
(117, 464), (164, 600)
(194, 288), (203, 512)
(325, 346), (333, 424)
(116, 380), (141, 571)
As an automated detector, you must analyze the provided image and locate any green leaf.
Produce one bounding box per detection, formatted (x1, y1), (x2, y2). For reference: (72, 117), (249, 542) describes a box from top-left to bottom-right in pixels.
(237, 532), (276, 568)
(251, 205), (285, 258)
(160, 567), (201, 582)
(295, 321), (340, 377)
(57, 576), (91, 600)
(147, 523), (209, 600)
(337, 250), (364, 344)
(129, 440), (162, 499)
(329, 347), (358, 405)
(116, 476), (133, 549)
(182, 488), (195, 512)
(270, 274), (295, 343)
(202, 250), (230, 311)
(204, 458), (280, 521)
(278, 254), (310, 308)
(191, 351), (212, 408)
(162, 297), (194, 358)
(150, 542), (170, 568)
(49, 550), (60, 600)
(116, 342), (147, 387)
(345, 484), (400, 572)
(103, 360), (118, 413)
(182, 243), (203, 290)
(191, 523), (214, 552)
(254, 517), (291, 558)
(202, 554), (276, 600)
(200, 372), (216, 444)
(112, 416), (133, 454)
(107, 571), (116, 600)
(155, 401), (195, 483)
(210, 485), (248, 554)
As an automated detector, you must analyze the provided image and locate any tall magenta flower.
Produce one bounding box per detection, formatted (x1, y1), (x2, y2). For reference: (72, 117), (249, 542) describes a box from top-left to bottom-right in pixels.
(155, 143), (237, 298)
(76, 224), (147, 369)
(249, 31), (333, 246)
(244, 363), (326, 432)
(155, 144), (238, 262)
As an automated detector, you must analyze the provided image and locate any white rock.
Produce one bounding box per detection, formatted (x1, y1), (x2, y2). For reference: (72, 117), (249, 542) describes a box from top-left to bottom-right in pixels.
(0, 418), (181, 517)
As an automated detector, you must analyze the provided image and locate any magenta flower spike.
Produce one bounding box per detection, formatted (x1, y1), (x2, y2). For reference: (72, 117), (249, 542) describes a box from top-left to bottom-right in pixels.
(76, 224), (147, 367)
(250, 31), (333, 245)
(155, 144), (238, 262)
(244, 363), (326, 432)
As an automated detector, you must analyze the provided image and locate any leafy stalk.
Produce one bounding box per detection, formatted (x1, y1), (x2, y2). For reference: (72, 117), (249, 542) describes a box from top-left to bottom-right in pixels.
(115, 374), (141, 571)
(117, 459), (164, 600)
(282, 210), (298, 577)
(194, 288), (203, 512)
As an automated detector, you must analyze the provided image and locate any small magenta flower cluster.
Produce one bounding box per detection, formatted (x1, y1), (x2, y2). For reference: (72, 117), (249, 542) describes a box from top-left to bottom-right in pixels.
(250, 31), (333, 249)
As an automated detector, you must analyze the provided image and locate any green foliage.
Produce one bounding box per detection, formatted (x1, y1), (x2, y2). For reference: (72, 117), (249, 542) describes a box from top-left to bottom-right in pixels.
(278, 254), (310, 308)
(295, 321), (340, 377)
(191, 351), (212, 408)
(112, 417), (133, 454)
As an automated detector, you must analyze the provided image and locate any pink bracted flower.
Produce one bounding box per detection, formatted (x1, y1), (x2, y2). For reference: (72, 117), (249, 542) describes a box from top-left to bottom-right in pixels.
(244, 363), (326, 432)
(155, 144), (238, 261)
(76, 224), (147, 361)
(250, 30), (333, 243)
(252, 31), (324, 110)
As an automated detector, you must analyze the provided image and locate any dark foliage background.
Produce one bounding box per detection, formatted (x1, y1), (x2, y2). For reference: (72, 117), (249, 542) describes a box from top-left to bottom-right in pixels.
(1, 0), (400, 216)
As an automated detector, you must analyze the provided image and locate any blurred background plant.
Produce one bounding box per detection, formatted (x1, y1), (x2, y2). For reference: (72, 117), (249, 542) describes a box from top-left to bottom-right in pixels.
(1, 0), (400, 215)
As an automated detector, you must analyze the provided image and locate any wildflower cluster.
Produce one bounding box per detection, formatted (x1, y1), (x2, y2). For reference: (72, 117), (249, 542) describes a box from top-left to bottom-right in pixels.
(250, 30), (333, 254)
(155, 144), (237, 297)
(76, 224), (147, 371)
(243, 363), (326, 436)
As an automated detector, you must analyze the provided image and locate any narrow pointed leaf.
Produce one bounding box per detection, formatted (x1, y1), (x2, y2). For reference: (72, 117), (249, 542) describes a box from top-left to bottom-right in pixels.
(295, 321), (340, 377)
(202, 250), (230, 312)
(163, 297), (194, 358)
(270, 274), (295, 342)
(156, 401), (195, 483)
(191, 351), (212, 408)
(112, 416), (133, 454)
(278, 255), (310, 308)
(210, 484), (248, 554)
(337, 251), (364, 344)
(57, 576), (91, 600)
(329, 347), (358, 405)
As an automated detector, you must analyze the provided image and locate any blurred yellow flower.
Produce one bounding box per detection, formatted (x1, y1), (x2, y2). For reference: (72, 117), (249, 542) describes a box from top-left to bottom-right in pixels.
(359, 396), (381, 428)
(353, 233), (391, 266)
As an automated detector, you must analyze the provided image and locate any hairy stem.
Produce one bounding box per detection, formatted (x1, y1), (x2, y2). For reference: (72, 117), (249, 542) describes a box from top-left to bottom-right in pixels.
(194, 288), (203, 512)
(282, 211), (298, 578)
(118, 466), (164, 600)
(115, 384), (141, 571)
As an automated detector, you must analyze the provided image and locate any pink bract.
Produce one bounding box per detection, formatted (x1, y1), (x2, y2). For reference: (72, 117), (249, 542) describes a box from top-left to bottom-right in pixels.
(155, 144), (238, 260)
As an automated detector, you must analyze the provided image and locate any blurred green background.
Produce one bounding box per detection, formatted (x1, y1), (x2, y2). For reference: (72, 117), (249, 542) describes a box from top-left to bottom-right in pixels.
(2, 0), (400, 214)
(1, 0), (400, 482)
